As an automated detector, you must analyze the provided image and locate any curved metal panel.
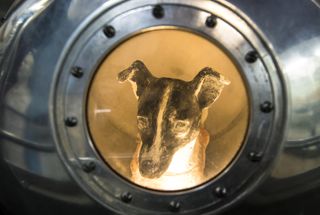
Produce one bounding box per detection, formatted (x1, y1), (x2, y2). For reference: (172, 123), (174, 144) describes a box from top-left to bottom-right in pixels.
(0, 0), (318, 214)
(227, 0), (320, 199)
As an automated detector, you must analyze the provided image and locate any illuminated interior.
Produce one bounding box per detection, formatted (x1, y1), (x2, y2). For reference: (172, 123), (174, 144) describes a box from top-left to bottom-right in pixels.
(87, 29), (249, 191)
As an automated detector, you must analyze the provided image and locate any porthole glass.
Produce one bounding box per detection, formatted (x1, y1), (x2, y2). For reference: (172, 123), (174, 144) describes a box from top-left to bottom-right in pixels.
(87, 29), (249, 191)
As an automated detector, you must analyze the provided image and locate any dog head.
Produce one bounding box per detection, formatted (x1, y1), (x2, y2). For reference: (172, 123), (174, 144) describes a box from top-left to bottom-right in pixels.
(118, 60), (230, 178)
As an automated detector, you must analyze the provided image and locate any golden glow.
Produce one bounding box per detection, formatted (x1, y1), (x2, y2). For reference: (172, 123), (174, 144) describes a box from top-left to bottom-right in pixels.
(132, 139), (201, 190)
(87, 29), (249, 191)
(166, 139), (197, 174)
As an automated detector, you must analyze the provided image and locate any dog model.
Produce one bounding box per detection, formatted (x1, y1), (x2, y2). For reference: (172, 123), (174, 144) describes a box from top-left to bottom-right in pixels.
(118, 60), (230, 189)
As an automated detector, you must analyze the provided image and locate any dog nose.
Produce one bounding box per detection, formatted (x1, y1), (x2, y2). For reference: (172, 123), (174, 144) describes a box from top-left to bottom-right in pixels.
(141, 160), (154, 170)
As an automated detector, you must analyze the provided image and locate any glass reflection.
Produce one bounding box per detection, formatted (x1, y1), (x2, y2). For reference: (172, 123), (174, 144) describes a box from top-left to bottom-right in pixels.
(87, 29), (249, 190)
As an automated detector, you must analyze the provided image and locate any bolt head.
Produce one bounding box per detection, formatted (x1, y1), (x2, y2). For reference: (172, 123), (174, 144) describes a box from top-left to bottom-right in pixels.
(206, 15), (217, 28)
(260, 101), (274, 113)
(169, 201), (181, 212)
(215, 186), (227, 198)
(153, 5), (164, 19)
(0, 17), (6, 25)
(20, 180), (29, 189)
(82, 161), (96, 173)
(71, 66), (83, 78)
(121, 192), (133, 203)
(248, 152), (263, 162)
(245, 51), (258, 63)
(103, 25), (115, 38)
(65, 117), (78, 127)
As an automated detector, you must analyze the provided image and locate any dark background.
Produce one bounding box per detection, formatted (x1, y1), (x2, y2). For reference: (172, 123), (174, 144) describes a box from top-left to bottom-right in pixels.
(0, 0), (14, 18)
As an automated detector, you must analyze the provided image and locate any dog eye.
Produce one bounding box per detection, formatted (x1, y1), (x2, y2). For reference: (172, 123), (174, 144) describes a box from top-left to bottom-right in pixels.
(174, 120), (189, 130)
(137, 116), (149, 130)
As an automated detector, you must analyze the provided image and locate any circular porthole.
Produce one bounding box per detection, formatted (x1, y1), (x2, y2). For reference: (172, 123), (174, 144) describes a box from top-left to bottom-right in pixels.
(51, 0), (286, 214)
(87, 29), (249, 191)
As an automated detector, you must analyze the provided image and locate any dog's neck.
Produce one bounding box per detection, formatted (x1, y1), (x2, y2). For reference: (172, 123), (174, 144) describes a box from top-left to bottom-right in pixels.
(131, 128), (209, 190)
(165, 138), (197, 175)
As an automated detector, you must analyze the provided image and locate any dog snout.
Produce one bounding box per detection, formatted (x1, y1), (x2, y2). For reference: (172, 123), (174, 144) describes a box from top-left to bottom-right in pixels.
(141, 160), (155, 170)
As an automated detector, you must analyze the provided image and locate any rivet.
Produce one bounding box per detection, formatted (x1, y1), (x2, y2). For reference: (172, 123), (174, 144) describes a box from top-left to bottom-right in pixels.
(260, 101), (274, 113)
(20, 180), (29, 189)
(214, 186), (227, 198)
(245, 51), (258, 63)
(103, 25), (115, 38)
(81, 161), (96, 173)
(121, 192), (133, 203)
(0, 17), (6, 25)
(65, 117), (78, 127)
(169, 201), (181, 212)
(206, 15), (217, 28)
(248, 152), (263, 162)
(71, 66), (83, 78)
(153, 5), (164, 19)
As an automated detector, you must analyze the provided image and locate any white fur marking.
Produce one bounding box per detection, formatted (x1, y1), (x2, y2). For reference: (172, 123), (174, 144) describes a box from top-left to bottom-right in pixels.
(149, 84), (172, 161)
(166, 138), (197, 175)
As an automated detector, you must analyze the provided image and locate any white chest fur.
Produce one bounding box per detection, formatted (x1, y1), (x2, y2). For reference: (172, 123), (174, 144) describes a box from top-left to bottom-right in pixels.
(165, 138), (197, 175)
(131, 138), (204, 190)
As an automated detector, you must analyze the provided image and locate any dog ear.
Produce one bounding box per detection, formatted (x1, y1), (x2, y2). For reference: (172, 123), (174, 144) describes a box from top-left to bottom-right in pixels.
(192, 67), (230, 109)
(118, 60), (153, 99)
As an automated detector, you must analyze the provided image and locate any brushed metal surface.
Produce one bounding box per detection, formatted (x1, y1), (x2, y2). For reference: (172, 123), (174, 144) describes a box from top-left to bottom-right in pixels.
(0, 0), (319, 214)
